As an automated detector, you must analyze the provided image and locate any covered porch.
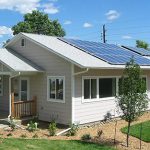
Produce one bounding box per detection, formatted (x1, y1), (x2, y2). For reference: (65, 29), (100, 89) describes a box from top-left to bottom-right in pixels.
(0, 48), (43, 119)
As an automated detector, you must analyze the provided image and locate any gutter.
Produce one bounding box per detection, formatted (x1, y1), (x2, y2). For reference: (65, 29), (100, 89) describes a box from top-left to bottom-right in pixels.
(74, 68), (89, 76)
(8, 72), (21, 118)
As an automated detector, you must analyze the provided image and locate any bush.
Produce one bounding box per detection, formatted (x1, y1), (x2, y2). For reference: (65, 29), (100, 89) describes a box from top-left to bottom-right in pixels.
(48, 120), (57, 136)
(9, 118), (16, 131)
(7, 133), (12, 137)
(97, 129), (103, 138)
(67, 123), (79, 136)
(27, 121), (38, 132)
(81, 134), (92, 141)
(20, 134), (27, 138)
(32, 133), (38, 138)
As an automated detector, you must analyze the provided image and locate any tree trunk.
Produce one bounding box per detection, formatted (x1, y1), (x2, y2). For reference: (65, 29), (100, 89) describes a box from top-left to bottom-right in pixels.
(127, 121), (131, 147)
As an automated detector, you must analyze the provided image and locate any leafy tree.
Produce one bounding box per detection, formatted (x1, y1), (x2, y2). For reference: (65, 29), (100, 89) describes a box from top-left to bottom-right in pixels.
(12, 10), (65, 37)
(136, 40), (149, 49)
(117, 58), (149, 147)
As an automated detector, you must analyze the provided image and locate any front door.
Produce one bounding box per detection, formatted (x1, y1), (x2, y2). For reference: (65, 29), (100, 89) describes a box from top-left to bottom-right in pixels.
(20, 77), (29, 101)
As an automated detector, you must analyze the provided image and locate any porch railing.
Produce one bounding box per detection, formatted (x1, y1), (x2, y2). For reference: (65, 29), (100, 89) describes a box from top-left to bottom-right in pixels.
(11, 93), (37, 118)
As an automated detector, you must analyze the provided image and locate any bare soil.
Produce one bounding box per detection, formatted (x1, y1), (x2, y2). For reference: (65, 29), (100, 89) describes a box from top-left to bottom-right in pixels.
(0, 112), (149, 150)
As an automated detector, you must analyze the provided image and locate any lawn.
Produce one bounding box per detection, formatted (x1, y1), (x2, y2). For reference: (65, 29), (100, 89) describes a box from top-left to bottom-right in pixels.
(0, 138), (115, 150)
(121, 120), (150, 142)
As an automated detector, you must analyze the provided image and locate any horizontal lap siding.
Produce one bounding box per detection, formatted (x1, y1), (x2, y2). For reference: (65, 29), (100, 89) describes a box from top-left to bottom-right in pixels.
(10, 38), (72, 125)
(74, 67), (150, 124)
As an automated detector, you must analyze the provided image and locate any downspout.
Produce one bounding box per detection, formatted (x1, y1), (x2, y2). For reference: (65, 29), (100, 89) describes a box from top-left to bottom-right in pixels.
(8, 72), (21, 118)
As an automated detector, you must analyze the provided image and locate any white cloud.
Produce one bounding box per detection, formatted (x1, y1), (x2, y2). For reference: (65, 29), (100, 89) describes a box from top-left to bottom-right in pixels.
(0, 0), (59, 14)
(0, 26), (13, 36)
(122, 35), (132, 39)
(83, 22), (93, 28)
(64, 20), (72, 25)
(105, 10), (120, 21)
(42, 3), (59, 14)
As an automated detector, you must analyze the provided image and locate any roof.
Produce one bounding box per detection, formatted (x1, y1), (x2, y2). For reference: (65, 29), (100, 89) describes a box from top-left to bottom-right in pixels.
(0, 48), (43, 72)
(5, 33), (150, 69)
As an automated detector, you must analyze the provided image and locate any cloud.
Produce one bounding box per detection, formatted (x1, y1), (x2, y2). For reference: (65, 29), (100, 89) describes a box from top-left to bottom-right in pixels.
(64, 20), (72, 25)
(105, 10), (120, 21)
(122, 35), (132, 39)
(83, 22), (93, 28)
(42, 3), (59, 14)
(0, 26), (13, 36)
(0, 0), (59, 14)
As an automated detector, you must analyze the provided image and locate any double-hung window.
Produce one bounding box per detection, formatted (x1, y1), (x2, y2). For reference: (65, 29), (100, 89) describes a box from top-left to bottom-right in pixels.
(83, 77), (116, 102)
(47, 76), (65, 102)
(0, 76), (3, 96)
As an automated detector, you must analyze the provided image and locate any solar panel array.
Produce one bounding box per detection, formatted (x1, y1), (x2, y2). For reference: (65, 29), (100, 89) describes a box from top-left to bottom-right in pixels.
(122, 46), (150, 56)
(58, 38), (150, 66)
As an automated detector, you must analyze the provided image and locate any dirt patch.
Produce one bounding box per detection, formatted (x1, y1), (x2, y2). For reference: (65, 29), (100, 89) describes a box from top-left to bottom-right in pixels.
(0, 112), (149, 150)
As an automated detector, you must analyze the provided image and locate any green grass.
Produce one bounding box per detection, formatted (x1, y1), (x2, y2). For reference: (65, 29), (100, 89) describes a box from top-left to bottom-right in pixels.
(121, 120), (150, 142)
(0, 138), (115, 150)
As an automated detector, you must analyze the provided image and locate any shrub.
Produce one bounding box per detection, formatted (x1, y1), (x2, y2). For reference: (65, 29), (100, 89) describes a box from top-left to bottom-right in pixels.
(67, 123), (79, 136)
(97, 129), (103, 138)
(7, 133), (12, 137)
(27, 121), (38, 132)
(48, 120), (57, 136)
(32, 133), (38, 138)
(81, 134), (92, 141)
(20, 134), (27, 138)
(9, 118), (16, 131)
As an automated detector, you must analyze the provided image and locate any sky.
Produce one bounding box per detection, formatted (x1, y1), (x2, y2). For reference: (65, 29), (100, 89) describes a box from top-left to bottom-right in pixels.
(0, 0), (150, 47)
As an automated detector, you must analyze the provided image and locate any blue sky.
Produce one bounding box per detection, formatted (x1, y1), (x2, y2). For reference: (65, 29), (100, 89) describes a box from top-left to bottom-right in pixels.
(0, 0), (150, 47)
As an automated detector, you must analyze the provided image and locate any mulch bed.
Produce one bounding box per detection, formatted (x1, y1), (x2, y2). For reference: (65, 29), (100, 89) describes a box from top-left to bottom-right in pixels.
(0, 112), (149, 150)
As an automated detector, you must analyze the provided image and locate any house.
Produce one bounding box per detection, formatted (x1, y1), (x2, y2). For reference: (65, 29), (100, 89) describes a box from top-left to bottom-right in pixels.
(0, 32), (150, 125)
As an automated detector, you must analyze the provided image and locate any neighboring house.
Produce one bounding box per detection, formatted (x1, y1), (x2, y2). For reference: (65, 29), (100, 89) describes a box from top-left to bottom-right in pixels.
(0, 32), (149, 125)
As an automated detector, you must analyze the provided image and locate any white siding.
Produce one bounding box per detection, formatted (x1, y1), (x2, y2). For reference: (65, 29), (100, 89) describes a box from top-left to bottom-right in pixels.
(74, 67), (150, 124)
(9, 38), (72, 125)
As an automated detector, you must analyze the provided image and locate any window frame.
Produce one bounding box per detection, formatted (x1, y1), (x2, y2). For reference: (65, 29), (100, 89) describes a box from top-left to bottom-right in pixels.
(82, 76), (119, 103)
(47, 76), (65, 103)
(0, 76), (3, 96)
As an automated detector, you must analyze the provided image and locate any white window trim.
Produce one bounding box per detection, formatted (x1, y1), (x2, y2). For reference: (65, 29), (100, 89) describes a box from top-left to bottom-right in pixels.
(19, 77), (30, 100)
(0, 76), (3, 96)
(82, 76), (121, 103)
(82, 75), (148, 103)
(47, 76), (65, 103)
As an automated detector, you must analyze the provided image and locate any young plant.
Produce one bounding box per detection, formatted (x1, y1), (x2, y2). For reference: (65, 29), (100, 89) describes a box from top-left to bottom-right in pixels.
(27, 121), (38, 132)
(67, 123), (79, 136)
(81, 134), (92, 141)
(48, 120), (57, 136)
(32, 133), (38, 138)
(97, 129), (103, 138)
(20, 134), (27, 138)
(117, 58), (149, 147)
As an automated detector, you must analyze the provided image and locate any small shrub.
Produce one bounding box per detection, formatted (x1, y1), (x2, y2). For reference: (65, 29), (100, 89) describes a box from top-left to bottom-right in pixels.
(9, 118), (16, 131)
(27, 121), (38, 132)
(32, 133), (38, 138)
(48, 120), (57, 136)
(20, 134), (27, 138)
(97, 129), (103, 138)
(7, 133), (12, 137)
(67, 123), (79, 136)
(81, 134), (92, 141)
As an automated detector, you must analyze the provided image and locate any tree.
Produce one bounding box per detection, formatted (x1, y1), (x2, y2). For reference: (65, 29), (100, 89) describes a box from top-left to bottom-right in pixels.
(117, 58), (149, 147)
(12, 10), (65, 37)
(136, 40), (149, 49)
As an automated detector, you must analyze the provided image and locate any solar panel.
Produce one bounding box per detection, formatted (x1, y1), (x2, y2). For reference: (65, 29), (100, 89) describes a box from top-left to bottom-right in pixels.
(58, 38), (150, 66)
(122, 46), (150, 56)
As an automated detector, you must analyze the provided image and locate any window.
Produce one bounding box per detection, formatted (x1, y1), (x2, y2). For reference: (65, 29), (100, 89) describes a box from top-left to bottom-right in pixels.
(21, 39), (25, 47)
(47, 76), (65, 102)
(0, 76), (3, 96)
(99, 78), (116, 98)
(83, 78), (97, 99)
(20, 78), (29, 101)
(83, 77), (116, 102)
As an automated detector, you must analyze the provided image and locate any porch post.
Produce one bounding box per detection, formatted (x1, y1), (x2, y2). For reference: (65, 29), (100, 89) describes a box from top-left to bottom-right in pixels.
(9, 76), (11, 117)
